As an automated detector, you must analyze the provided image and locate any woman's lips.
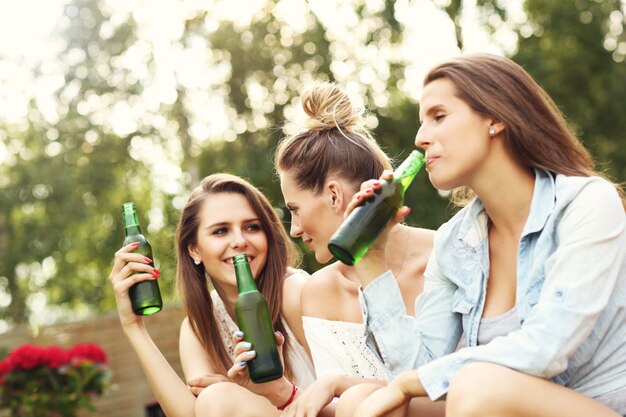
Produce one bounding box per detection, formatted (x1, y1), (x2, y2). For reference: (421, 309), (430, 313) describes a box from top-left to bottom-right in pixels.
(425, 156), (439, 167)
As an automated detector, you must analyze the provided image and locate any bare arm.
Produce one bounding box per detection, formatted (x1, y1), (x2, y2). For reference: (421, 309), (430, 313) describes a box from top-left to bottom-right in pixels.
(179, 317), (229, 396)
(281, 269), (311, 358)
(109, 243), (198, 417)
(124, 324), (198, 417)
(351, 370), (427, 417)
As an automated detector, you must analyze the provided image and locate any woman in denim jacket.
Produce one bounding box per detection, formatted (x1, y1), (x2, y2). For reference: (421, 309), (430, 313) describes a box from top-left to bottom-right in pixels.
(336, 54), (626, 417)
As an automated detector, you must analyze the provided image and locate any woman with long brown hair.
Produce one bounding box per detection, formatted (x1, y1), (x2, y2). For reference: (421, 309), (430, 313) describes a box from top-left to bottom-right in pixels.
(108, 173), (315, 417)
(336, 53), (626, 417)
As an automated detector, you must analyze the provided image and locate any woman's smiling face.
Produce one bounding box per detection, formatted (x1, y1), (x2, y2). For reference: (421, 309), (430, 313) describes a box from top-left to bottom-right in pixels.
(189, 192), (268, 288)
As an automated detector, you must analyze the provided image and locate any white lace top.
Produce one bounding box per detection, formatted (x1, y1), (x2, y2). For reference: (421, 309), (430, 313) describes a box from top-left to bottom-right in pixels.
(210, 270), (316, 388)
(303, 316), (390, 381)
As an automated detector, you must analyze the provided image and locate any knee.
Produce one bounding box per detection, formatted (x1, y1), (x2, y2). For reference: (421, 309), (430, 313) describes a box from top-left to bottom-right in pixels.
(336, 383), (383, 417)
(195, 382), (239, 417)
(446, 362), (514, 417)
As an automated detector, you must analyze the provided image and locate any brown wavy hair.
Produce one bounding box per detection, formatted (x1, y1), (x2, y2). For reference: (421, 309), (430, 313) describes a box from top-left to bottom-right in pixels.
(423, 53), (624, 206)
(275, 82), (392, 193)
(175, 173), (300, 378)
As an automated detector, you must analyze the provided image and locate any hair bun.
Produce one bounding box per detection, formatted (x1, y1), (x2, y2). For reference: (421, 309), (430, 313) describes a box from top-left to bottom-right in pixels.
(300, 82), (364, 133)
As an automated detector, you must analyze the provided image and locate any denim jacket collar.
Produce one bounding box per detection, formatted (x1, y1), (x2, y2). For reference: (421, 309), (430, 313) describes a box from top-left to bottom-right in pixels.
(522, 169), (556, 237)
(456, 169), (556, 249)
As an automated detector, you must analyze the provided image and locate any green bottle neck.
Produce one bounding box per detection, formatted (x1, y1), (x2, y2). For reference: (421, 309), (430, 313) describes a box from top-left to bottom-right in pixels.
(125, 225), (143, 236)
(393, 150), (425, 190)
(233, 255), (258, 294)
(122, 202), (143, 236)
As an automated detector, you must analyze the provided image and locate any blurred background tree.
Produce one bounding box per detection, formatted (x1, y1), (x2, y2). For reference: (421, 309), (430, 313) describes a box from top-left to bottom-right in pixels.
(0, 0), (624, 330)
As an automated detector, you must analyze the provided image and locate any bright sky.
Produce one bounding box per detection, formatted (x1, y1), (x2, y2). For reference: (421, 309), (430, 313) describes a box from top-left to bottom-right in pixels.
(0, 0), (513, 124)
(0, 0), (68, 127)
(0, 0), (510, 190)
(0, 0), (66, 59)
(0, 0), (516, 330)
(0, 0), (521, 202)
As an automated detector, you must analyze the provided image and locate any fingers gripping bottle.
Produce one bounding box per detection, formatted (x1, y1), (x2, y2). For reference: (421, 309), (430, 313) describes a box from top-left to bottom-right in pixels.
(328, 150), (425, 265)
(233, 254), (283, 383)
(122, 202), (163, 315)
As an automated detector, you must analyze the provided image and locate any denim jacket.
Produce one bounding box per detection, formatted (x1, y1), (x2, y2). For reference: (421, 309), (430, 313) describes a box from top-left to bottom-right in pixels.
(361, 169), (626, 401)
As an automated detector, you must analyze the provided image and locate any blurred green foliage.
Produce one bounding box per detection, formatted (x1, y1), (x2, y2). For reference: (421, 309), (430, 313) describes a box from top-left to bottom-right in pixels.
(0, 0), (624, 328)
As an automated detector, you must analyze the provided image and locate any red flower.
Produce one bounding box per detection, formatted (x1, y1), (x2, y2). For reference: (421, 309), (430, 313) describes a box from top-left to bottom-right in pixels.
(68, 343), (108, 365)
(6, 344), (47, 370)
(43, 346), (71, 369)
(1, 342), (111, 416)
(0, 359), (12, 384)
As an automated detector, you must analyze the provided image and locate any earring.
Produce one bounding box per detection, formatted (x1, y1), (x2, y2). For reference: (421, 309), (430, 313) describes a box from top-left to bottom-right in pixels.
(194, 258), (201, 265)
(489, 127), (495, 137)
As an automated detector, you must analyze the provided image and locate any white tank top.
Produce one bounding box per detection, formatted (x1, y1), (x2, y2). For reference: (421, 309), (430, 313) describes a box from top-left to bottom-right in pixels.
(303, 316), (389, 381)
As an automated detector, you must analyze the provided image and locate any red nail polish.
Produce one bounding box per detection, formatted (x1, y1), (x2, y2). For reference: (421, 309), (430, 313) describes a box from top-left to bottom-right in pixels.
(144, 257), (152, 263)
(131, 242), (141, 247)
(153, 268), (161, 275)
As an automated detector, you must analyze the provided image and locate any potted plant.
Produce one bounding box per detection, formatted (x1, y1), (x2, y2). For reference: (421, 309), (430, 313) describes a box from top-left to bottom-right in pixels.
(0, 343), (111, 417)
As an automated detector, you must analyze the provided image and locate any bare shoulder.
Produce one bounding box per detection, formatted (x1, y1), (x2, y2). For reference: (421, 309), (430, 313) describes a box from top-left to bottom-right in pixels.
(281, 268), (310, 316)
(304, 264), (342, 292)
(180, 316), (193, 335)
(407, 226), (435, 249)
(280, 268), (312, 349)
(178, 316), (216, 377)
(404, 226), (435, 275)
(179, 317), (203, 347)
(284, 267), (309, 290)
(301, 262), (346, 318)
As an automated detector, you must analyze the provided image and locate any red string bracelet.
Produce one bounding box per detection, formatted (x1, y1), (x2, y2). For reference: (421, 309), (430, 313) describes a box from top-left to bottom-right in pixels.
(276, 382), (298, 410)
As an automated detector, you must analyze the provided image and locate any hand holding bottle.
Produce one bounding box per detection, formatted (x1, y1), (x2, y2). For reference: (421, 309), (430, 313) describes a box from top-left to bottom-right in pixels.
(108, 242), (161, 329)
(121, 202), (163, 315)
(227, 331), (297, 408)
(342, 170), (412, 287)
(233, 254), (283, 382)
(344, 170), (413, 242)
(328, 150), (424, 266)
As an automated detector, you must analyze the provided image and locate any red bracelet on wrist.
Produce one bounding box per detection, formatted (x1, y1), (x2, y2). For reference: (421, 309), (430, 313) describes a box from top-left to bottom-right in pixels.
(276, 382), (298, 410)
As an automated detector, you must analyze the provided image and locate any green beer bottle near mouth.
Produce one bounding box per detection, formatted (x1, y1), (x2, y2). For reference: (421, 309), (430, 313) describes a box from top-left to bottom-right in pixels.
(122, 202), (163, 316)
(328, 150), (425, 265)
(233, 254), (283, 383)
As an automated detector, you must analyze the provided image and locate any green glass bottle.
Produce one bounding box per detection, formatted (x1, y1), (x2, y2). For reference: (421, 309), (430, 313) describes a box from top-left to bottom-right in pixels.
(233, 254), (283, 383)
(328, 150), (425, 266)
(122, 202), (163, 316)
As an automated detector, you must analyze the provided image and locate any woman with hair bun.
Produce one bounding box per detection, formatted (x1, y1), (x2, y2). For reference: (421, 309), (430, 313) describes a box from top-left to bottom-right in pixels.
(227, 82), (442, 417)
